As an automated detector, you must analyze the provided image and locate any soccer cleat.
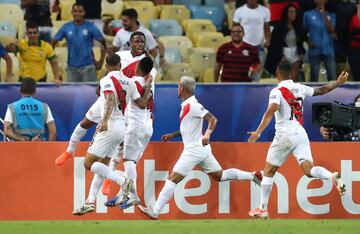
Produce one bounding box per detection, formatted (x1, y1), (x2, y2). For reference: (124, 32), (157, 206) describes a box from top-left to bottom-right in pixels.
(101, 179), (111, 195)
(119, 195), (141, 210)
(55, 151), (73, 166)
(332, 172), (346, 196)
(252, 171), (263, 186)
(138, 205), (159, 220)
(248, 208), (269, 219)
(104, 195), (122, 207)
(72, 203), (95, 216)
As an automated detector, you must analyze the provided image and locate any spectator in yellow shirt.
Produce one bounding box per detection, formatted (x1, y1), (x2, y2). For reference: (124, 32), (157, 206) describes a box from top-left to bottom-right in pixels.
(7, 23), (61, 85)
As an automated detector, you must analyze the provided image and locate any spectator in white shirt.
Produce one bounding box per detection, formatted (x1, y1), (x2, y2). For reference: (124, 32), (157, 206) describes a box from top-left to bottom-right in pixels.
(111, 9), (158, 58)
(233, 0), (271, 81)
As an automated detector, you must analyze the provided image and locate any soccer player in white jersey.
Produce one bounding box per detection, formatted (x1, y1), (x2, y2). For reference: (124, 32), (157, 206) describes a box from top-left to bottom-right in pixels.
(138, 76), (262, 219)
(56, 32), (149, 174)
(104, 57), (156, 209)
(247, 61), (348, 219)
(72, 54), (153, 216)
(116, 31), (150, 78)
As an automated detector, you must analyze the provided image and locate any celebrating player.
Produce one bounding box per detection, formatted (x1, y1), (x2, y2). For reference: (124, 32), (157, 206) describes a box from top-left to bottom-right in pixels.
(72, 54), (153, 216)
(55, 31), (151, 174)
(138, 76), (262, 219)
(104, 57), (156, 209)
(247, 61), (348, 219)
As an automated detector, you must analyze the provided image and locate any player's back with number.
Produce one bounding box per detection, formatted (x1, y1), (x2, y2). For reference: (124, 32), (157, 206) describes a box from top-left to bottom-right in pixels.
(99, 71), (140, 120)
(269, 80), (314, 134)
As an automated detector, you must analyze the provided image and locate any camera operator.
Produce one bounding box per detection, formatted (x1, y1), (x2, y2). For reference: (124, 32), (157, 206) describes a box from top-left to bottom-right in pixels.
(320, 94), (360, 141)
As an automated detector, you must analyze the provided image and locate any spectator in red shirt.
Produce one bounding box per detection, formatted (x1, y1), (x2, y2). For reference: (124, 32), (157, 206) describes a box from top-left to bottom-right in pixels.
(349, 2), (360, 81)
(214, 24), (260, 82)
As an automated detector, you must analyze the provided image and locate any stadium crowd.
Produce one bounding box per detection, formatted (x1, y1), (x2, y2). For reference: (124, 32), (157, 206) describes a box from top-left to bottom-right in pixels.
(0, 0), (359, 83)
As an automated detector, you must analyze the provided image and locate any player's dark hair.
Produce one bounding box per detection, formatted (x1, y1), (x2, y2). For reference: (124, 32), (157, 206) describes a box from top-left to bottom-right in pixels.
(277, 60), (292, 77)
(121, 8), (138, 19)
(106, 54), (121, 67)
(20, 77), (36, 95)
(130, 31), (145, 41)
(137, 57), (153, 75)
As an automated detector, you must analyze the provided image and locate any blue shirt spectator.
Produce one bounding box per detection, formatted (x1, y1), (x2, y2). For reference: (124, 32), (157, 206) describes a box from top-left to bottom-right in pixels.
(303, 2), (337, 82)
(303, 9), (336, 57)
(51, 3), (106, 82)
(54, 21), (103, 67)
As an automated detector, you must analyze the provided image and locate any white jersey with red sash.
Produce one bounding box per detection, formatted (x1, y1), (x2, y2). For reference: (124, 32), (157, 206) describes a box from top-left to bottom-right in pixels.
(116, 50), (145, 78)
(88, 71), (140, 159)
(99, 71), (141, 121)
(268, 79), (314, 135)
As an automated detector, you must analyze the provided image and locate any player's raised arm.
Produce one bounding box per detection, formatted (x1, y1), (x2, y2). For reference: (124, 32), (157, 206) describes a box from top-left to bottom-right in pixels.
(313, 71), (348, 96)
(248, 103), (278, 143)
(202, 112), (218, 146)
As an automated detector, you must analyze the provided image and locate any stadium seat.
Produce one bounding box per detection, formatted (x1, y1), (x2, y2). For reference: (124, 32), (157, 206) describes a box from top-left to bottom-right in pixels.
(51, 21), (67, 46)
(193, 32), (224, 50)
(0, 0), (20, 4)
(188, 48), (216, 81)
(185, 21), (216, 42)
(159, 36), (193, 61)
(224, 1), (236, 29)
(160, 5), (191, 26)
(163, 62), (195, 81)
(60, 1), (73, 21)
(204, 0), (225, 8)
(202, 67), (214, 83)
(149, 19), (183, 37)
(0, 20), (17, 41)
(182, 19), (213, 32)
(223, 35), (231, 43)
(172, 0), (202, 8)
(123, 0), (154, 8)
(0, 4), (24, 26)
(163, 48), (182, 64)
(53, 47), (68, 81)
(188, 5), (226, 31)
(124, 4), (158, 28)
(16, 21), (25, 39)
(101, 0), (124, 19)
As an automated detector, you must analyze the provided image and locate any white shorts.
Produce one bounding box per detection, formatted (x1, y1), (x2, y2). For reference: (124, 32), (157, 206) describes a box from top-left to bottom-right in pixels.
(173, 144), (222, 176)
(85, 98), (102, 124)
(123, 121), (153, 162)
(266, 128), (313, 167)
(87, 120), (125, 159)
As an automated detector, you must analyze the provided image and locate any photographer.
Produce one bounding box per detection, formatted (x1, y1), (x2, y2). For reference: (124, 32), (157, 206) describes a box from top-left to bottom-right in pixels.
(320, 94), (360, 141)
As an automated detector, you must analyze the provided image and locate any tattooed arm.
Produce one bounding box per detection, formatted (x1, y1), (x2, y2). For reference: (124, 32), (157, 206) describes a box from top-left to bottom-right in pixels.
(97, 92), (115, 132)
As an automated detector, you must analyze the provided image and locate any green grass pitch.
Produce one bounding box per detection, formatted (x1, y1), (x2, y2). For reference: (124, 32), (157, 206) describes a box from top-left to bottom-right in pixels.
(1, 219), (359, 234)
